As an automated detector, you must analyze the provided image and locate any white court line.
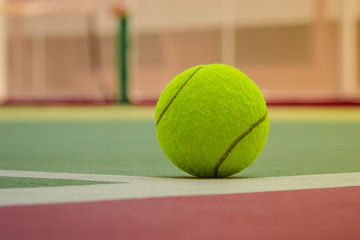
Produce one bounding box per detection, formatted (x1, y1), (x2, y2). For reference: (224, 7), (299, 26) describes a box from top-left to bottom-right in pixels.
(0, 170), (359, 206)
(0, 170), (150, 182)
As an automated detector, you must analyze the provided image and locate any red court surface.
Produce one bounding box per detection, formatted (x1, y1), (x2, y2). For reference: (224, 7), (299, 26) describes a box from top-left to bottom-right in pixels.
(1, 186), (359, 240)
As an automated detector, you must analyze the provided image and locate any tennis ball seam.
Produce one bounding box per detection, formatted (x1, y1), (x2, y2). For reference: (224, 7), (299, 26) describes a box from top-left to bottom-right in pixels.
(156, 66), (204, 126)
(213, 112), (268, 177)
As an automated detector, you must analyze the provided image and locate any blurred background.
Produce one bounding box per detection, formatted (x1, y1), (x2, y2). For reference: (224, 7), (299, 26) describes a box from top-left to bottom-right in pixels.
(0, 0), (359, 105)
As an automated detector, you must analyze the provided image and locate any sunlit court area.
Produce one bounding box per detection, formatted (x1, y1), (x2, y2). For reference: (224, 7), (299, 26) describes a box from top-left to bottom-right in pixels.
(0, 0), (360, 239)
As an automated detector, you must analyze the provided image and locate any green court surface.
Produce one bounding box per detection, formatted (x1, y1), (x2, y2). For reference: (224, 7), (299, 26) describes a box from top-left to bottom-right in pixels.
(0, 176), (117, 189)
(0, 107), (360, 188)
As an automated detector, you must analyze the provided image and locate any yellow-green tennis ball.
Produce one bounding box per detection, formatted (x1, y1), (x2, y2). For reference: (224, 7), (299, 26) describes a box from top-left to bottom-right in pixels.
(155, 64), (269, 178)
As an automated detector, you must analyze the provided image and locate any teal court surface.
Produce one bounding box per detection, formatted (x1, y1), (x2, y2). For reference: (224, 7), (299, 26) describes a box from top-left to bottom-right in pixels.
(0, 106), (360, 240)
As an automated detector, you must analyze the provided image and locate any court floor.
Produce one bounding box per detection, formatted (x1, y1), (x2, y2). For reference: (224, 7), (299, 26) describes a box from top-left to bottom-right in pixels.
(0, 106), (359, 240)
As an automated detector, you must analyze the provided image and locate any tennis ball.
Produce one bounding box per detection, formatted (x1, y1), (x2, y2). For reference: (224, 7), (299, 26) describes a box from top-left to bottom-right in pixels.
(155, 64), (269, 178)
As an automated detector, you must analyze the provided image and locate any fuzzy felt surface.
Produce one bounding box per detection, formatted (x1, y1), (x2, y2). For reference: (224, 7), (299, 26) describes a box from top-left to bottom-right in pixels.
(155, 64), (269, 178)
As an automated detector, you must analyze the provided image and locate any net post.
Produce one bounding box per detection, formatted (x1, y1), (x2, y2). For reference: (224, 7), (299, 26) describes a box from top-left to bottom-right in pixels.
(113, 5), (129, 104)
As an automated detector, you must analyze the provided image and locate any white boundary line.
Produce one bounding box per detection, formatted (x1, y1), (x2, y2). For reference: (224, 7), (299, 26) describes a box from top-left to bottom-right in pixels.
(0, 170), (148, 182)
(0, 170), (359, 206)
